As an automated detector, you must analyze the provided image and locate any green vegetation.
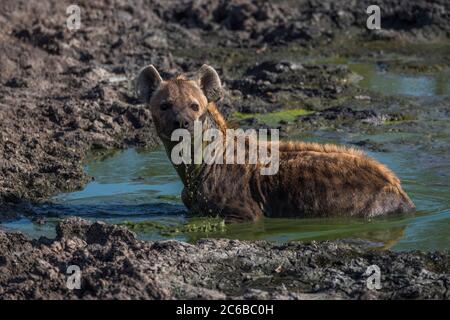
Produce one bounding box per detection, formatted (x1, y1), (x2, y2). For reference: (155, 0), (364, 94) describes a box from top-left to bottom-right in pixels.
(121, 217), (226, 236)
(383, 113), (417, 125)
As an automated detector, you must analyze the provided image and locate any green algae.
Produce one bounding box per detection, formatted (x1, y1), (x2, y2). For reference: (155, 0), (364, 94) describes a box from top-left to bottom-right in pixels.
(121, 217), (226, 237)
(382, 113), (417, 125)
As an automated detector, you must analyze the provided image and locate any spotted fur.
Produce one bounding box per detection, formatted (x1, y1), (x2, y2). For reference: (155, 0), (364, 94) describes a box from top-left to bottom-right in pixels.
(136, 65), (415, 221)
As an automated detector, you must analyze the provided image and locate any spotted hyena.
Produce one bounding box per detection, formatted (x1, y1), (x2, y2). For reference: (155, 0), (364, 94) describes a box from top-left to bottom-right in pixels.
(136, 64), (415, 221)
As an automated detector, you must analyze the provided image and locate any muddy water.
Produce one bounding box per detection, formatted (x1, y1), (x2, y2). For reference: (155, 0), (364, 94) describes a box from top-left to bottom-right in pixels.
(318, 56), (450, 97)
(2, 148), (186, 241)
(2, 62), (449, 251)
(3, 141), (448, 251)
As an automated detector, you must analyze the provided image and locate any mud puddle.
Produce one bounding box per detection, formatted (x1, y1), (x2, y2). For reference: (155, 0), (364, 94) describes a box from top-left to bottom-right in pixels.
(346, 61), (449, 97)
(1, 58), (448, 251)
(2, 142), (448, 251)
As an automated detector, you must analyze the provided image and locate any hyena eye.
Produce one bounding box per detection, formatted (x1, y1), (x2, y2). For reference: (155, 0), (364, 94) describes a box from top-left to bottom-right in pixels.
(160, 102), (172, 111)
(190, 103), (199, 112)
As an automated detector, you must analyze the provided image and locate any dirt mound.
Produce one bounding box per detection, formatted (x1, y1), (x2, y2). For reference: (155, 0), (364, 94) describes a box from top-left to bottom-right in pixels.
(0, 218), (448, 299)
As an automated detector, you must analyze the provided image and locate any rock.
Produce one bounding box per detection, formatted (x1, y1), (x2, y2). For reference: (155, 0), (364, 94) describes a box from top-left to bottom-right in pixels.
(143, 31), (169, 49)
(5, 77), (28, 88)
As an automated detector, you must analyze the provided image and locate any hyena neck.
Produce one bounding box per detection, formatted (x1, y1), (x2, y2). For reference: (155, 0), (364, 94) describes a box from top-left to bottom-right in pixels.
(162, 102), (228, 189)
(161, 139), (199, 188)
(206, 102), (227, 134)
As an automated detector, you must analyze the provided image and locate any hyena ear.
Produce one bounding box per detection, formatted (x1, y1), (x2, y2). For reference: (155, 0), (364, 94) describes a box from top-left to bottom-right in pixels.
(135, 65), (163, 103)
(197, 64), (223, 102)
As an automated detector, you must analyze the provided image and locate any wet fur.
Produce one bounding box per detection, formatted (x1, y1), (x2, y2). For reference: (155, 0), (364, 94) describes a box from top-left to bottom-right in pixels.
(139, 67), (415, 222)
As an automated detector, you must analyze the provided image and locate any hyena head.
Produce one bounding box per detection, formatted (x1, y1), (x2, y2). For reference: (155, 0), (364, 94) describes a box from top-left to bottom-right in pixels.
(135, 64), (223, 141)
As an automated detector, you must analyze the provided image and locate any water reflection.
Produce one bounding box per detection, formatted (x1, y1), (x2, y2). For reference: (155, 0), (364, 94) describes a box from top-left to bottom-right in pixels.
(356, 67), (450, 97)
(318, 57), (450, 97)
(1, 145), (447, 251)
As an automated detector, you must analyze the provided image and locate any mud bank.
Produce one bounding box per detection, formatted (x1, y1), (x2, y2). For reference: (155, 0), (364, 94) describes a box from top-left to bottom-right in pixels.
(0, 218), (448, 299)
